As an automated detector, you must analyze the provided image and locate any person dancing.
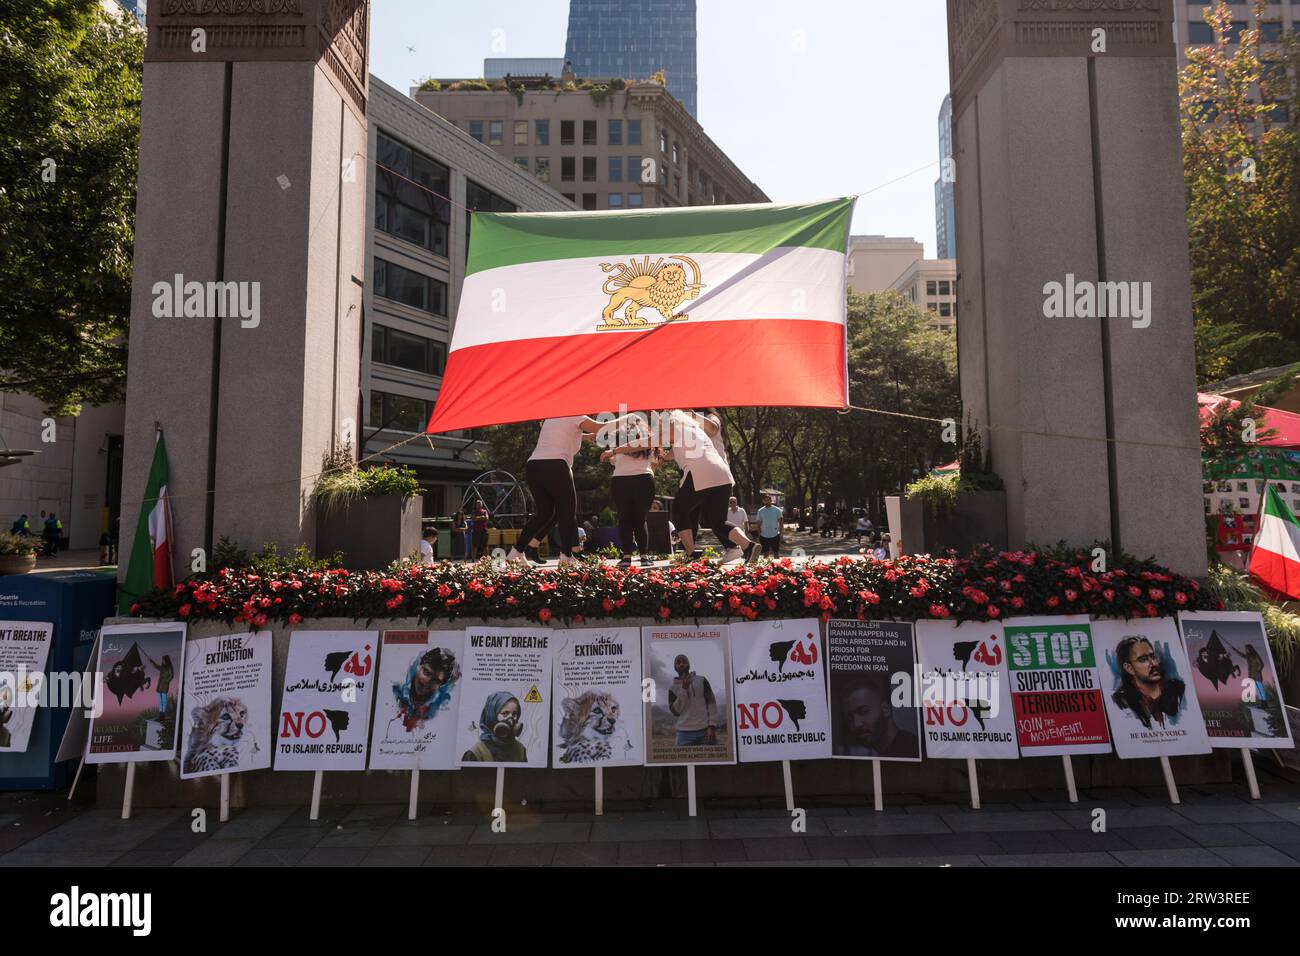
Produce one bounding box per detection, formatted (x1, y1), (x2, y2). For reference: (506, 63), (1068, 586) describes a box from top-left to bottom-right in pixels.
(600, 440), (660, 567)
(507, 415), (606, 566)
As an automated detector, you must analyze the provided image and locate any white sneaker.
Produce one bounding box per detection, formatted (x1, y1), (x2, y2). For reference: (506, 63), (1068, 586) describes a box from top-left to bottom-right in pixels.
(506, 548), (526, 564)
(721, 547), (744, 563)
(557, 553), (577, 567)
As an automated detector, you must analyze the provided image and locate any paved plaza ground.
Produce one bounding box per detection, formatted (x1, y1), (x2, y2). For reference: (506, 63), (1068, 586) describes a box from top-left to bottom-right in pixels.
(2, 778), (1299, 868)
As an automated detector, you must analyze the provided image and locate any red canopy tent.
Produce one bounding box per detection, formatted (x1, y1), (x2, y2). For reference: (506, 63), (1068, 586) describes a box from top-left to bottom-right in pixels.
(1198, 392), (1300, 448)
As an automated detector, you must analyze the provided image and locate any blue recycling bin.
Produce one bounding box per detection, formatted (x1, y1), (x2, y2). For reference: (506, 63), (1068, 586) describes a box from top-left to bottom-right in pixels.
(0, 570), (116, 790)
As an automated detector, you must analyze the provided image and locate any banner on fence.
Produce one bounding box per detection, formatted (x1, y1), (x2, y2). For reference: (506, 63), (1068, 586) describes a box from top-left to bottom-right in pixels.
(0, 620), (54, 754)
(456, 627), (554, 768)
(1003, 615), (1112, 757)
(87, 623), (187, 764)
(643, 625), (735, 766)
(826, 619), (922, 761)
(915, 620), (1019, 759)
(180, 630), (272, 778)
(370, 630), (465, 771)
(551, 627), (644, 767)
(730, 618), (831, 762)
(274, 630), (377, 771)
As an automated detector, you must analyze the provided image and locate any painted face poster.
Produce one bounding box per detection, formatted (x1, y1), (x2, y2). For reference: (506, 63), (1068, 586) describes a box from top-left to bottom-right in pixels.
(643, 625), (735, 766)
(274, 630), (377, 771)
(456, 627), (553, 768)
(915, 620), (1019, 759)
(551, 627), (643, 767)
(369, 629), (465, 771)
(826, 619), (921, 761)
(1003, 616), (1111, 757)
(1178, 611), (1293, 748)
(179, 630), (272, 778)
(0, 621), (54, 753)
(729, 619), (830, 762)
(86, 623), (187, 764)
(1093, 618), (1212, 758)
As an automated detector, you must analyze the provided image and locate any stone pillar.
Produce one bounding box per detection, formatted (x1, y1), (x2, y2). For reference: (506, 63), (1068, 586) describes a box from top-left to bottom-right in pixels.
(119, 0), (369, 588)
(947, 0), (1206, 575)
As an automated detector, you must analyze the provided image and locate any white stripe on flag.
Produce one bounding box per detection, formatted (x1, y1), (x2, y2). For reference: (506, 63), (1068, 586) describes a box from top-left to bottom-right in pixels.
(451, 246), (846, 352)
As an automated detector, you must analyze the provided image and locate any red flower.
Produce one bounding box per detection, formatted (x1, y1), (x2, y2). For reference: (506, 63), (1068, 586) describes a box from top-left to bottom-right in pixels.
(385, 595), (404, 609)
(178, 604), (192, 617)
(252, 613), (268, 627)
(1010, 596), (1024, 609)
(659, 606), (672, 619)
(601, 598), (615, 613)
(1064, 589), (1079, 602)
(129, 603), (140, 615)
(1174, 591), (1188, 605)
(289, 613), (303, 625)
(436, 584), (452, 598)
(1103, 588), (1116, 602)
(928, 604), (950, 619)
(1046, 596), (1060, 608)
(987, 604), (1000, 618)
(1148, 588), (1165, 601)
(1127, 585), (1142, 598)
(538, 608), (552, 623)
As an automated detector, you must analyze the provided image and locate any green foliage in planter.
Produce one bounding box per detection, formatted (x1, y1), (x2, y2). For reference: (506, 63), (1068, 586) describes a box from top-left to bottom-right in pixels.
(588, 83), (610, 104)
(1203, 565), (1300, 675)
(599, 507), (616, 527)
(0, 531), (39, 556)
(510, 82), (525, 105)
(447, 79), (489, 91)
(905, 472), (960, 513)
(314, 464), (421, 514)
(210, 537), (341, 575)
(417, 77), (441, 92)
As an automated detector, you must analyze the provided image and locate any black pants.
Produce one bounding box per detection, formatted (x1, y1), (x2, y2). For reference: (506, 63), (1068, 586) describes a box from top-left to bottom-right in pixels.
(672, 473), (735, 549)
(611, 473), (655, 556)
(760, 534), (780, 557)
(519, 458), (578, 556)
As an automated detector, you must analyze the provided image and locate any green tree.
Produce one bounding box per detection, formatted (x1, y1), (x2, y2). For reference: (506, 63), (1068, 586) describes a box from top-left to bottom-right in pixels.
(1179, 0), (1300, 384)
(0, 0), (142, 415)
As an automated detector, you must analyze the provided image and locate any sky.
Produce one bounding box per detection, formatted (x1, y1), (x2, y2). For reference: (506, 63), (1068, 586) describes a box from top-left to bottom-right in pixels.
(369, 0), (953, 258)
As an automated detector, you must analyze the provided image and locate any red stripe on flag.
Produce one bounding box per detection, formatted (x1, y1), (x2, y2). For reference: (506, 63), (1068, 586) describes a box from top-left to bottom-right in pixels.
(1249, 546), (1300, 601)
(426, 318), (846, 433)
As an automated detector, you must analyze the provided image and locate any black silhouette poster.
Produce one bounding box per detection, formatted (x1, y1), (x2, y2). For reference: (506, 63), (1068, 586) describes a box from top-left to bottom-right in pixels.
(274, 630), (377, 771)
(1178, 611), (1291, 748)
(915, 621), (1019, 759)
(729, 619), (830, 762)
(86, 623), (187, 764)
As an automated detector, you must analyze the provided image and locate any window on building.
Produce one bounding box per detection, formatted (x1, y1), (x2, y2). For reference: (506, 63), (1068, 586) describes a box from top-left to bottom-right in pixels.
(672, 142), (679, 164)
(627, 119), (641, 145)
(488, 120), (503, 146)
(562, 192), (576, 202)
(660, 130), (667, 154)
(583, 120), (597, 145)
(368, 390), (431, 432)
(535, 119), (549, 146)
(561, 156), (575, 182)
(371, 325), (445, 375)
(583, 156), (597, 181)
(535, 157), (550, 182)
(674, 173), (681, 195)
(373, 258), (447, 315)
(468, 120), (484, 142)
(608, 193), (623, 207)
(582, 193), (597, 210)
(938, 280), (952, 296)
(927, 302), (938, 312)
(926, 280), (938, 296)
(514, 120), (528, 145)
(513, 157), (529, 172)
(626, 191), (643, 208)
(609, 156), (623, 182)
(939, 302), (952, 317)
(561, 120), (575, 145)
(609, 119), (622, 145)
(375, 132), (451, 257)
(464, 180), (516, 262)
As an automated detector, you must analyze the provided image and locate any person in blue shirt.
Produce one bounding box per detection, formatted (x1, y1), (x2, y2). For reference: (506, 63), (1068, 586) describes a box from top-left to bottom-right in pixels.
(755, 494), (784, 558)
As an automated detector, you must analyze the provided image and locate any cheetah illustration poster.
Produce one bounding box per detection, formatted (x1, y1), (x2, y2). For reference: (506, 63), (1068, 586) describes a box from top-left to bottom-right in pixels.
(729, 619), (831, 763)
(369, 629), (465, 771)
(1093, 618), (1212, 759)
(179, 630), (272, 779)
(914, 620), (1019, 760)
(550, 627), (643, 768)
(86, 623), (187, 764)
(827, 619), (922, 761)
(1178, 611), (1292, 749)
(0, 620), (55, 753)
(1003, 616), (1112, 757)
(274, 630), (377, 772)
(643, 625), (735, 766)
(456, 627), (553, 769)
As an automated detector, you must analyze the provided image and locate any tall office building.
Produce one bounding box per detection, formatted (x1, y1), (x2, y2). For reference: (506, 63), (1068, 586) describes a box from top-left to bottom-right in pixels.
(564, 0), (698, 118)
(934, 94), (956, 261)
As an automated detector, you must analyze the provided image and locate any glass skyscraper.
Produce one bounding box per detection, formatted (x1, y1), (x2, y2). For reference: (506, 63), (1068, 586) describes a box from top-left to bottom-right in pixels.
(564, 0), (698, 118)
(934, 94), (956, 261)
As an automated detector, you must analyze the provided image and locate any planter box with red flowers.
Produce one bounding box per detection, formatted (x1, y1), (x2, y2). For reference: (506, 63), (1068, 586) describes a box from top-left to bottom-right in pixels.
(127, 546), (1217, 627)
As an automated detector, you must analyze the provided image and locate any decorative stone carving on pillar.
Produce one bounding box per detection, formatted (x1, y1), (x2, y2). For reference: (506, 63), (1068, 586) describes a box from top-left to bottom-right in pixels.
(118, 0), (370, 597)
(946, 0), (1207, 575)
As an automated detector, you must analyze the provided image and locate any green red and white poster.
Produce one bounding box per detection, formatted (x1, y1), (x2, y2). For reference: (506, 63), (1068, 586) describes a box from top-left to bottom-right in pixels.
(1003, 615), (1111, 757)
(1178, 611), (1293, 748)
(729, 618), (831, 763)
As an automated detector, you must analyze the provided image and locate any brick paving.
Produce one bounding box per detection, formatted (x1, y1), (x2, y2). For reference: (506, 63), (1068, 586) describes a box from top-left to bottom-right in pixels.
(2, 780), (1298, 867)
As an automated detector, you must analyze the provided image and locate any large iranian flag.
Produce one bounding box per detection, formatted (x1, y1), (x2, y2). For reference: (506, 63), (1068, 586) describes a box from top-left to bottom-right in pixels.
(425, 198), (855, 433)
(118, 430), (174, 612)
(1250, 484), (1300, 600)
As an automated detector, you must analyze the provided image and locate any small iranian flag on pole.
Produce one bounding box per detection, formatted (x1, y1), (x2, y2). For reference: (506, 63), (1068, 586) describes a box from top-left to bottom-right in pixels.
(425, 197), (856, 433)
(119, 428), (174, 612)
(1249, 484), (1300, 600)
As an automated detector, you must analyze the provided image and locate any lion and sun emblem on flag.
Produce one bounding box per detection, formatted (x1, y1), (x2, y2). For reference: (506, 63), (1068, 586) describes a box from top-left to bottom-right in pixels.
(597, 254), (705, 330)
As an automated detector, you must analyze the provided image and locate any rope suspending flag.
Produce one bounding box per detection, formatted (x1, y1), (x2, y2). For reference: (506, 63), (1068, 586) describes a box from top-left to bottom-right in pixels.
(425, 197), (856, 434)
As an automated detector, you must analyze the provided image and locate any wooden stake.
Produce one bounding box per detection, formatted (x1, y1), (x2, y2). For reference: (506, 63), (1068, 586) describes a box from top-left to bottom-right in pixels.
(966, 757), (981, 810)
(407, 769), (420, 820)
(686, 765), (697, 817)
(1241, 747), (1260, 800)
(219, 773), (231, 823)
(1062, 754), (1079, 804)
(872, 760), (883, 812)
(594, 766), (604, 816)
(781, 760), (794, 812)
(1159, 756), (1180, 805)
(121, 763), (136, 820)
(67, 755), (86, 801)
(309, 769), (323, 820)
(494, 767), (505, 813)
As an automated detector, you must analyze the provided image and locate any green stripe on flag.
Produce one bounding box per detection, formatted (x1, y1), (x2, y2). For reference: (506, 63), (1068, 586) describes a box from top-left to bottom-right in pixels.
(465, 197), (856, 276)
(1265, 484), (1300, 527)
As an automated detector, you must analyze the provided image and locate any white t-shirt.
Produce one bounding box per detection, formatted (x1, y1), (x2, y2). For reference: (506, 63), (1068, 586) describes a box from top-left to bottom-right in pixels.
(419, 539), (435, 564)
(669, 412), (733, 491)
(529, 416), (586, 467)
(611, 451), (654, 477)
(727, 507), (748, 527)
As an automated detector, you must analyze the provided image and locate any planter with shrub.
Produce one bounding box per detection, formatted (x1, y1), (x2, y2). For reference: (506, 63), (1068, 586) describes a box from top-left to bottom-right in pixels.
(0, 531), (39, 575)
(313, 451), (423, 571)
